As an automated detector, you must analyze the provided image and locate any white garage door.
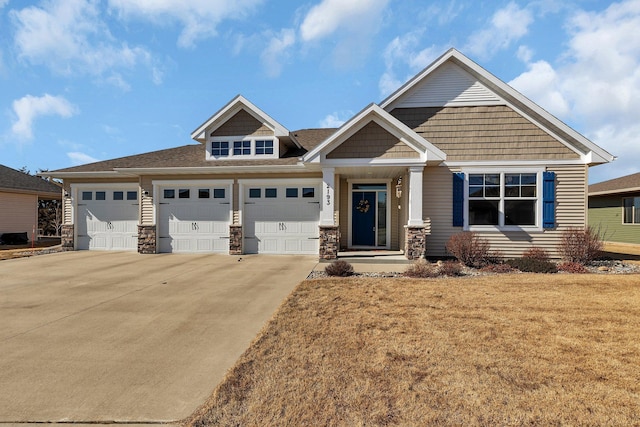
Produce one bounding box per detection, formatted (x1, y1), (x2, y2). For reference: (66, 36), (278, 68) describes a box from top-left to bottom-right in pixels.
(158, 185), (231, 253)
(76, 188), (139, 251)
(243, 182), (321, 254)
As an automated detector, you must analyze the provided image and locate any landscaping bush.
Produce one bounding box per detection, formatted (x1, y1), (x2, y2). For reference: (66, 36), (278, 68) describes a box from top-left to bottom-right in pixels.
(446, 232), (495, 268)
(404, 259), (438, 278)
(506, 258), (558, 274)
(437, 260), (463, 276)
(325, 260), (354, 277)
(557, 226), (604, 264)
(558, 261), (588, 274)
(523, 246), (550, 262)
(480, 263), (515, 274)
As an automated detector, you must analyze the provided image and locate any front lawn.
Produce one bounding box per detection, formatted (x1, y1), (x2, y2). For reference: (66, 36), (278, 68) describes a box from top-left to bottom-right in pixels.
(186, 274), (640, 426)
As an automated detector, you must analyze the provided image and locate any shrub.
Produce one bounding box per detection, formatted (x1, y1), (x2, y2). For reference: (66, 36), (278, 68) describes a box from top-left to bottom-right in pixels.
(404, 259), (438, 278)
(437, 260), (463, 276)
(558, 261), (588, 274)
(506, 258), (558, 274)
(557, 226), (604, 264)
(325, 260), (354, 277)
(446, 232), (494, 268)
(523, 246), (550, 262)
(480, 263), (515, 274)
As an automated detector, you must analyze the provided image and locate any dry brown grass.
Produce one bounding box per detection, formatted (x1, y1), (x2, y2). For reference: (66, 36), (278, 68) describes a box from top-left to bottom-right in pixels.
(186, 274), (640, 426)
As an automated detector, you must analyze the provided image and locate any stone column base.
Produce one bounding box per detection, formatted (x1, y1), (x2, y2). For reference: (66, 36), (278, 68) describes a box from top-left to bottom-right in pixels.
(61, 224), (74, 251)
(229, 225), (243, 255)
(319, 225), (339, 260)
(404, 225), (426, 260)
(138, 225), (156, 254)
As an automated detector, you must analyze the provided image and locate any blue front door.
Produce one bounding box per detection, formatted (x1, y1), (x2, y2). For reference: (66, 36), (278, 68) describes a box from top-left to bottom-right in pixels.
(352, 191), (376, 246)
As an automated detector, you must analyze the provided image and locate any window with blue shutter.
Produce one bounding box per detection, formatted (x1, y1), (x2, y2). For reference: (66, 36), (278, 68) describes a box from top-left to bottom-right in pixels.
(542, 171), (556, 229)
(452, 172), (464, 227)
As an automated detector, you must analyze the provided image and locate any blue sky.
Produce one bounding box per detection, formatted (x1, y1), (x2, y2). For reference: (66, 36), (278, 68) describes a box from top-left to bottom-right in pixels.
(0, 0), (638, 184)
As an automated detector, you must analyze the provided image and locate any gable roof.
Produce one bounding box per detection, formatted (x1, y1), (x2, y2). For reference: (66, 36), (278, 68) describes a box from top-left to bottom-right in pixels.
(381, 48), (615, 166)
(303, 103), (446, 164)
(589, 172), (640, 196)
(191, 95), (300, 148)
(0, 164), (61, 197)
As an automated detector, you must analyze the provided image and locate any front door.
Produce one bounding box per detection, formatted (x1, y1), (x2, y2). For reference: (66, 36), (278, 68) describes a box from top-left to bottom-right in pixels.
(351, 184), (388, 248)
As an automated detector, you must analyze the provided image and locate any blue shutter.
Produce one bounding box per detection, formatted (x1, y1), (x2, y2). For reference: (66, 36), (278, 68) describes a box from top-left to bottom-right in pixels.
(452, 172), (464, 227)
(542, 171), (556, 229)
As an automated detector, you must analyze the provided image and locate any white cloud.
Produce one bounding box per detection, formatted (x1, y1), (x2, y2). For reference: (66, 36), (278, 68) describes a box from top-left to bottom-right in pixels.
(0, 0), (8, 8)
(509, 59), (569, 117)
(67, 151), (99, 165)
(319, 111), (353, 128)
(378, 29), (440, 96)
(108, 0), (264, 48)
(11, 94), (78, 140)
(300, 0), (388, 41)
(11, 0), (156, 86)
(261, 28), (296, 78)
(509, 0), (640, 182)
(299, 0), (390, 68)
(464, 2), (533, 59)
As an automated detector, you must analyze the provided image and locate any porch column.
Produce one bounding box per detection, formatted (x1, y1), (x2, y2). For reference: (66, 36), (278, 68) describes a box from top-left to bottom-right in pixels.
(319, 167), (339, 259)
(320, 167), (335, 225)
(408, 166), (424, 226)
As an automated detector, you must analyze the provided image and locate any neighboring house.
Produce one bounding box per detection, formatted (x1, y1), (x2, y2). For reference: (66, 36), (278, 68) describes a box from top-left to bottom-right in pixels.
(45, 49), (614, 259)
(588, 172), (640, 245)
(0, 164), (62, 240)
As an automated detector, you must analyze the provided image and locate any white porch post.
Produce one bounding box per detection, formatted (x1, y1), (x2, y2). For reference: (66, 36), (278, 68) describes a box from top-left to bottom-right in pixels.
(408, 166), (424, 226)
(321, 167), (335, 226)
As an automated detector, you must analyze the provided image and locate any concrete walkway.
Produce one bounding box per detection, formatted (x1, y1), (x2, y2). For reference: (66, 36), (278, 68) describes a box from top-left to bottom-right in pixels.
(0, 251), (317, 424)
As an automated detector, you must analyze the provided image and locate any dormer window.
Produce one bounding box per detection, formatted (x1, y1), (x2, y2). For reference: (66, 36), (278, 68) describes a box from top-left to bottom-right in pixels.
(255, 140), (274, 155)
(211, 141), (229, 157)
(207, 136), (278, 160)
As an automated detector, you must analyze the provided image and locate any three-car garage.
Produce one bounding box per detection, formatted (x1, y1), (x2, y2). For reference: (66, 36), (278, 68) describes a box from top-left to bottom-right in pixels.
(72, 179), (321, 255)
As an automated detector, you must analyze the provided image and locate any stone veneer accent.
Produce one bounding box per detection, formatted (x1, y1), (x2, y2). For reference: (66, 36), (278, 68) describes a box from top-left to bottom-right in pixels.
(137, 225), (156, 254)
(229, 225), (243, 255)
(319, 226), (339, 260)
(61, 224), (74, 251)
(404, 226), (426, 260)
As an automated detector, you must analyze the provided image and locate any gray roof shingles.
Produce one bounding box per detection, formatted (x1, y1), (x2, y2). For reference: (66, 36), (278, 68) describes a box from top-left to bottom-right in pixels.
(589, 172), (640, 195)
(0, 164), (61, 196)
(51, 128), (337, 173)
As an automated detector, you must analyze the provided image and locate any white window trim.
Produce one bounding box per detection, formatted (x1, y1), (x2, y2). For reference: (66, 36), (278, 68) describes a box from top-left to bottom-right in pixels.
(462, 168), (544, 232)
(347, 179), (392, 249)
(206, 136), (279, 160)
(622, 196), (640, 225)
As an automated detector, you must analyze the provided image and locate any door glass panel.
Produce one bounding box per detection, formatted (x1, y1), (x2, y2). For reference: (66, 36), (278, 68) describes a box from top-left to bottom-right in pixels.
(377, 191), (387, 246)
(178, 189), (190, 199)
(96, 191), (106, 201)
(113, 191), (124, 200)
(353, 184), (386, 190)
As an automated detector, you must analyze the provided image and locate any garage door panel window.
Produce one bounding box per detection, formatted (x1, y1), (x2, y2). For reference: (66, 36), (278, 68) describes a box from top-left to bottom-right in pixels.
(199, 189), (210, 199)
(82, 191), (92, 201)
(127, 191), (137, 201)
(114, 191), (124, 200)
(286, 188), (298, 198)
(249, 188), (261, 198)
(214, 188), (225, 198)
(303, 188), (315, 198)
(265, 188), (277, 198)
(179, 189), (190, 199)
(164, 189), (175, 199)
(96, 191), (106, 201)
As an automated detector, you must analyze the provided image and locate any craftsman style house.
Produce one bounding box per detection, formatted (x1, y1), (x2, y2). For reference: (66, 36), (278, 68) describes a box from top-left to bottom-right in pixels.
(46, 49), (614, 259)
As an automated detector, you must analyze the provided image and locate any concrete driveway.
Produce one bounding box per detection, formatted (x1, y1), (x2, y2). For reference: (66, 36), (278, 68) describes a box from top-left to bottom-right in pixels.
(0, 251), (317, 424)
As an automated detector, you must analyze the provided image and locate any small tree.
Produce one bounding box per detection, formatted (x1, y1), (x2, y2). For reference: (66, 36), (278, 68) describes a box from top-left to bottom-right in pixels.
(446, 231), (494, 268)
(557, 226), (603, 265)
